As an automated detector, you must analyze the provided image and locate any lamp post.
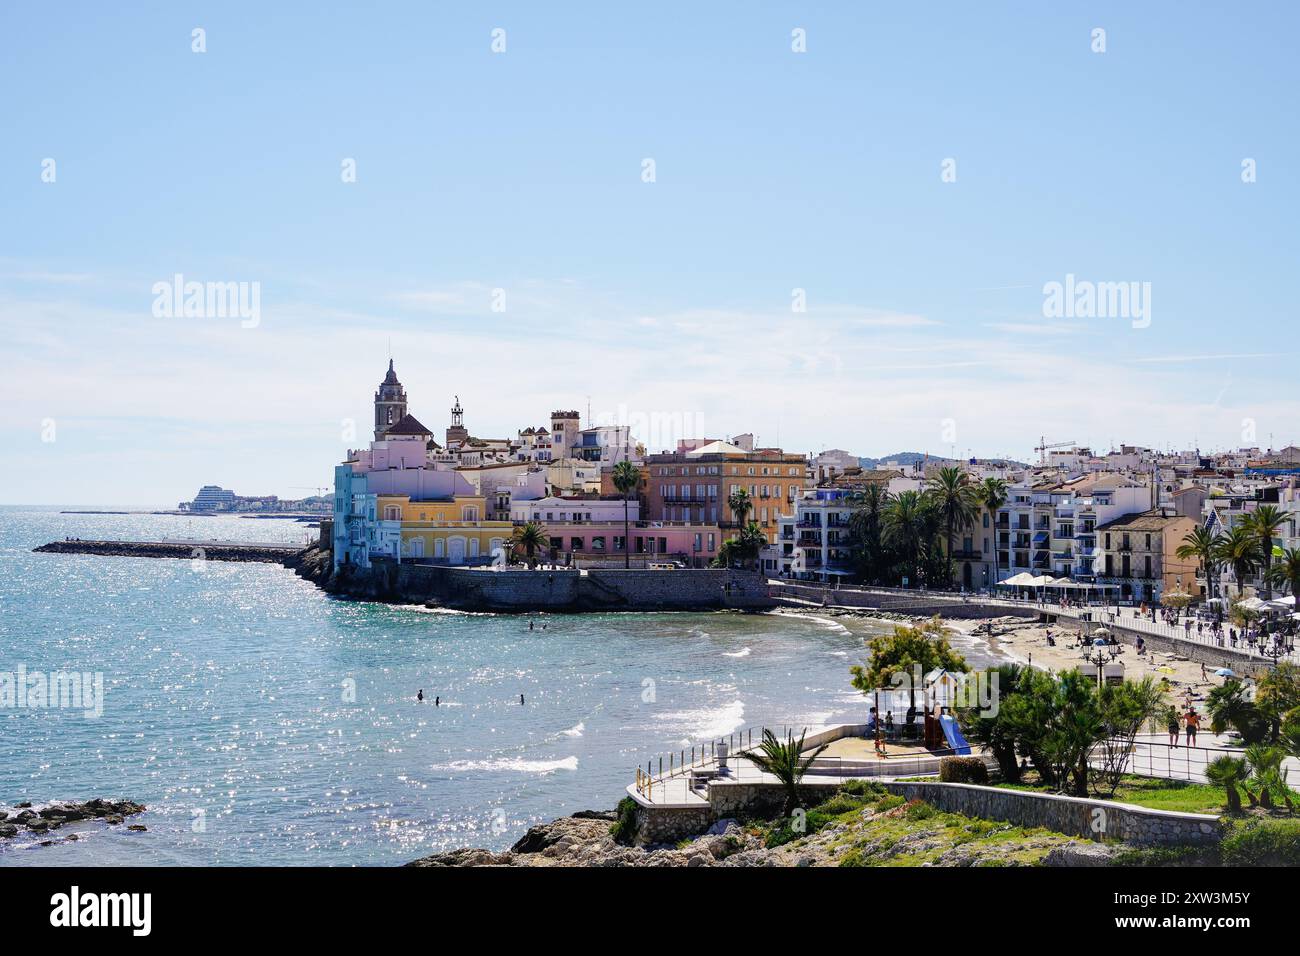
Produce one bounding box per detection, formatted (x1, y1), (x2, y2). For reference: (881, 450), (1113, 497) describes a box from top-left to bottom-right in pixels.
(1082, 636), (1121, 690)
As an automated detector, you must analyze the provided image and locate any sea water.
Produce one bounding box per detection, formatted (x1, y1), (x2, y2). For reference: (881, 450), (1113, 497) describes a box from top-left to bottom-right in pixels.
(0, 507), (1000, 866)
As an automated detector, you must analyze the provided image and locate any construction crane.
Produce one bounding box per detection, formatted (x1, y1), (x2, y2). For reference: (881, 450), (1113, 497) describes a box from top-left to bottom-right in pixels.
(1034, 437), (1076, 467)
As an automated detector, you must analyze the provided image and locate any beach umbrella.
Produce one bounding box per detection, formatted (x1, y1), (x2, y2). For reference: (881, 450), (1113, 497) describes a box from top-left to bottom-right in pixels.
(1215, 667), (1236, 677)
(1157, 666), (1176, 675)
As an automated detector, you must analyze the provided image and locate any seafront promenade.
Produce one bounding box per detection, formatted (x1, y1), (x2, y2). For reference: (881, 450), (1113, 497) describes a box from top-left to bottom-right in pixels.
(771, 580), (1300, 666)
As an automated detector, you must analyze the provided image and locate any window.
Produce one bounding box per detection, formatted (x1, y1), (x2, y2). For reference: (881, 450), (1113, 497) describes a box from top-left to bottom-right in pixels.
(571, 537), (584, 551)
(592, 536), (606, 551)
(461, 505), (479, 522)
(614, 535), (625, 551)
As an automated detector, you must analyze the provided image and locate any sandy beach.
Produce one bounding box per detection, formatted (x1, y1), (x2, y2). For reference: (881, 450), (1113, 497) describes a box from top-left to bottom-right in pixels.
(951, 615), (1228, 708)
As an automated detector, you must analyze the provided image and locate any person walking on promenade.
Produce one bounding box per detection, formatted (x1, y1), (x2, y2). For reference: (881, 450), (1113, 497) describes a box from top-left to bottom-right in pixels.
(1167, 707), (1181, 747)
(1184, 707), (1200, 746)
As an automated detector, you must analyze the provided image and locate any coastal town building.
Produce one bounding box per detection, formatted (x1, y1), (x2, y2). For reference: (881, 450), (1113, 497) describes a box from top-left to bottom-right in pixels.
(376, 494), (511, 563)
(509, 495), (640, 525)
(996, 473), (1151, 584)
(1092, 508), (1198, 602)
(535, 520), (719, 568)
(180, 484), (331, 514)
(645, 441), (807, 544)
(771, 488), (856, 580)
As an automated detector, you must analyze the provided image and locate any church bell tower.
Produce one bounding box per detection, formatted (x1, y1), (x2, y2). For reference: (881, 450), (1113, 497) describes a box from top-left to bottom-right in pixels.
(446, 395), (469, 447)
(374, 359), (408, 439)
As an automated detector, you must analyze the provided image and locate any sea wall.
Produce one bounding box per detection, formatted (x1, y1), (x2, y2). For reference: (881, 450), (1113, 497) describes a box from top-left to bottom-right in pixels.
(298, 548), (774, 612)
(1074, 619), (1272, 677)
(881, 780), (1222, 847)
(772, 583), (1039, 620)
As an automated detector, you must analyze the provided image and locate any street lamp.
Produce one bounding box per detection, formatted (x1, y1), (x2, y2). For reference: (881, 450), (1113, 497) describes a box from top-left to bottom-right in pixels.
(1082, 632), (1122, 690)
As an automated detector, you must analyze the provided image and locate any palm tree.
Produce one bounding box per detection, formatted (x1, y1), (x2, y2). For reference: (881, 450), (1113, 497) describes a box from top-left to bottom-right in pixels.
(925, 466), (979, 584)
(727, 488), (752, 533)
(976, 477), (1009, 547)
(1243, 744), (1293, 811)
(1247, 505), (1288, 598)
(1205, 755), (1250, 814)
(883, 490), (934, 587)
(848, 483), (890, 583)
(611, 460), (640, 569)
(1214, 525), (1263, 596)
(1206, 679), (1266, 743)
(1177, 526), (1224, 601)
(1266, 548), (1300, 602)
(739, 728), (829, 816)
(736, 521), (769, 569)
(511, 521), (549, 569)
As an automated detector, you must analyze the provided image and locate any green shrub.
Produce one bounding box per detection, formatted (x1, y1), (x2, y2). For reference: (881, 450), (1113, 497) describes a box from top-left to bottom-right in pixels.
(816, 793), (868, 817)
(873, 793), (906, 812)
(904, 800), (937, 821)
(939, 756), (990, 784)
(1221, 818), (1300, 866)
(609, 796), (639, 845)
(838, 779), (886, 798)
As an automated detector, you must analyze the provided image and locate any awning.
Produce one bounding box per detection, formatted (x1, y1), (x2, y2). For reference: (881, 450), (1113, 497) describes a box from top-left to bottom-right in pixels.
(997, 572), (1037, 586)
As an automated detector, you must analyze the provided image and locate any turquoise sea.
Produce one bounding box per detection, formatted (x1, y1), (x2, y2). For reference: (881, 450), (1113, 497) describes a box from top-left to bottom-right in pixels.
(0, 506), (1000, 866)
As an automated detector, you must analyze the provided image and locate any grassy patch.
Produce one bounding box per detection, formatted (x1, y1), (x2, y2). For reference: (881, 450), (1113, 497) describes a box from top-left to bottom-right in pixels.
(993, 773), (1226, 815)
(758, 782), (1072, 866)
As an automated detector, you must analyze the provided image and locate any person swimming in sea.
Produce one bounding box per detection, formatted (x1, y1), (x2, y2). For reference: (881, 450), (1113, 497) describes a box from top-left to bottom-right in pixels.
(520, 694), (525, 705)
(417, 689), (424, 702)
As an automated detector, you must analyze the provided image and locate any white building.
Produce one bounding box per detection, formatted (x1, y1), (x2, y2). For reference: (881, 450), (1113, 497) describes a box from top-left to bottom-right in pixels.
(510, 495), (640, 524)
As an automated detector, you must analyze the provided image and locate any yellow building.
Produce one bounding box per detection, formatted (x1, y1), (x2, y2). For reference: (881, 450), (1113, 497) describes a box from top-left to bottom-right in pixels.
(378, 494), (512, 564)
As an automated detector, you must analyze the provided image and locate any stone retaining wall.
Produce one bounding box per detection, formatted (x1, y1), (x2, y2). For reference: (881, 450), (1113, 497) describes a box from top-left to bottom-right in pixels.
(772, 583), (1038, 620)
(1074, 619), (1272, 677)
(881, 780), (1222, 847)
(324, 560), (774, 612)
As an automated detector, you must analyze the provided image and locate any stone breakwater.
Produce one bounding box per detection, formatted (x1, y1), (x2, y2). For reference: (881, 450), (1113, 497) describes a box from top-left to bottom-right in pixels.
(285, 543), (776, 613)
(35, 540), (298, 563)
(0, 799), (147, 844)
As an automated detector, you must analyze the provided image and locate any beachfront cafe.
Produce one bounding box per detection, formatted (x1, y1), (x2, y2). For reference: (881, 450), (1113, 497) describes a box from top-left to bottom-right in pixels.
(995, 572), (1117, 602)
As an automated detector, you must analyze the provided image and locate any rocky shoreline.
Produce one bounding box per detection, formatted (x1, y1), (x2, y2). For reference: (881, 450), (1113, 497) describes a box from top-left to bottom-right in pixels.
(0, 799), (147, 846)
(406, 798), (1119, 868)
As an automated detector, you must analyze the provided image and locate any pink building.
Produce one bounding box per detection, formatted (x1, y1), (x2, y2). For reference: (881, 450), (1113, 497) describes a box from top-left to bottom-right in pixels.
(535, 521), (720, 567)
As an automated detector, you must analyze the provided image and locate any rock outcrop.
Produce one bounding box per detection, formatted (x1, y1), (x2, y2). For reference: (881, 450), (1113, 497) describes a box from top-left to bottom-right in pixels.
(0, 799), (146, 844)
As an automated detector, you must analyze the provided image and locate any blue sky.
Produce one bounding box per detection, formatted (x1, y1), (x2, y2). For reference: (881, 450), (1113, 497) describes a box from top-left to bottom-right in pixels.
(3, 2), (1298, 505)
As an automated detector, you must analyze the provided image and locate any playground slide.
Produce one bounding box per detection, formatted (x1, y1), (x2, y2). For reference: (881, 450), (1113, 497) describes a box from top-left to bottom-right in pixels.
(938, 714), (972, 755)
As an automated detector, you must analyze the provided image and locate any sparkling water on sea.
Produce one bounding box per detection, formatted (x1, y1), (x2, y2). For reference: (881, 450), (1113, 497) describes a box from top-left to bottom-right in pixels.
(0, 506), (1001, 866)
